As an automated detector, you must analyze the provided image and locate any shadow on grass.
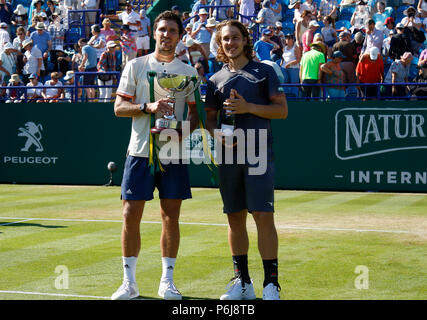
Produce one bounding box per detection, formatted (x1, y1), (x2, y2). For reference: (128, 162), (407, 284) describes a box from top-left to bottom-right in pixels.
(0, 222), (67, 229)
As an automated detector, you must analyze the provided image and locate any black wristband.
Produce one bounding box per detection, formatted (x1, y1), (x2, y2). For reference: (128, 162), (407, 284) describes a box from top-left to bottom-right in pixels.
(140, 103), (149, 114)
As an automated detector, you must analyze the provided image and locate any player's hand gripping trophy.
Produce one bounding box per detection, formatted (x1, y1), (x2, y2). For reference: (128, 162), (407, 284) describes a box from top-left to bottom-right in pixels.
(149, 72), (200, 135)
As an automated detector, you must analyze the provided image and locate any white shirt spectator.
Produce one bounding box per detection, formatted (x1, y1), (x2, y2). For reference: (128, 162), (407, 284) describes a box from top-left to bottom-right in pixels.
(401, 16), (422, 28)
(26, 81), (44, 97)
(118, 10), (141, 32)
(24, 47), (43, 75)
(44, 79), (63, 98)
(0, 28), (11, 52)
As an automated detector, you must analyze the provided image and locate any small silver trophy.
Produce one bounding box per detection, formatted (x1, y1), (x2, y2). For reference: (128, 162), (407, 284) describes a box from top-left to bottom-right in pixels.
(149, 72), (200, 135)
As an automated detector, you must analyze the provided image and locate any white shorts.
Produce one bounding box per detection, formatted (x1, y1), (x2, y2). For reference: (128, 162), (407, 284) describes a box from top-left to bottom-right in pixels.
(136, 35), (150, 50)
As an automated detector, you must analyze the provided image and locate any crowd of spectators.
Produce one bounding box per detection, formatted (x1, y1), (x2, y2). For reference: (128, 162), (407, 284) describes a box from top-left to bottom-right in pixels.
(0, 0), (152, 103)
(1, 0), (426, 102)
(183, 0), (427, 99)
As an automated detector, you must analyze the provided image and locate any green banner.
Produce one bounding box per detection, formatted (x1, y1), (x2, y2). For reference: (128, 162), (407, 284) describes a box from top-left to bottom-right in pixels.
(0, 103), (130, 186)
(1, 101), (426, 192)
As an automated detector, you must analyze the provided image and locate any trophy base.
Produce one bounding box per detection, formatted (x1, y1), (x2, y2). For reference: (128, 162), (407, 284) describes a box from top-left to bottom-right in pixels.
(150, 118), (182, 135)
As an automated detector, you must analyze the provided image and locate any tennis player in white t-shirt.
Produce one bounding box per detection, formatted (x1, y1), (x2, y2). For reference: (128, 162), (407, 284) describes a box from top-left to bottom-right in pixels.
(111, 11), (199, 300)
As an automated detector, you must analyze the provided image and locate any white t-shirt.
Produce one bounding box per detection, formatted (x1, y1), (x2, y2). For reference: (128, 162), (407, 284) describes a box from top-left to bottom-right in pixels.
(24, 47), (43, 75)
(118, 11), (141, 32)
(400, 16), (422, 27)
(117, 53), (198, 159)
(44, 80), (63, 97)
(26, 82), (44, 97)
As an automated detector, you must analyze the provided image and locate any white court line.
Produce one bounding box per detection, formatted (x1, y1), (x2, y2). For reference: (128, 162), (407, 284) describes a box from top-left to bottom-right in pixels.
(0, 290), (110, 300)
(0, 218), (35, 227)
(0, 216), (415, 234)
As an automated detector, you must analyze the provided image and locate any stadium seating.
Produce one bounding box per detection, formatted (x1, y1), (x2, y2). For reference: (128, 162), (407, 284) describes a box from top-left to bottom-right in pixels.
(335, 19), (351, 30)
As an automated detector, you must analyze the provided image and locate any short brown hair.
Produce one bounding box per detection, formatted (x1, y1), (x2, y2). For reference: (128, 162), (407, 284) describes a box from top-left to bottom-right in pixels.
(153, 11), (184, 36)
(215, 20), (253, 64)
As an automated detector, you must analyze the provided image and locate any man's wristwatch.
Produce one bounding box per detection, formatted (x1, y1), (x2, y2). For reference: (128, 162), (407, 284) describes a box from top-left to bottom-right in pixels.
(140, 103), (149, 114)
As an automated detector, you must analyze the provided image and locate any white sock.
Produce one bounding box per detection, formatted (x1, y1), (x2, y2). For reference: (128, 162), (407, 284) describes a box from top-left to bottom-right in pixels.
(161, 257), (176, 282)
(122, 256), (138, 283)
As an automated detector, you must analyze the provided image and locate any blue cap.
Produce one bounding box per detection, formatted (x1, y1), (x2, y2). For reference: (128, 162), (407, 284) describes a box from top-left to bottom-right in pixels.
(29, 73), (37, 79)
(262, 29), (272, 36)
(332, 51), (346, 59)
(171, 5), (180, 11)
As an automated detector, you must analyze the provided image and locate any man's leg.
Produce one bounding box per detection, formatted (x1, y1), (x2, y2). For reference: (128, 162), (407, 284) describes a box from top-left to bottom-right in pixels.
(252, 211), (280, 299)
(111, 200), (144, 300)
(160, 198), (181, 258)
(122, 200), (145, 258)
(220, 210), (256, 300)
(158, 198), (183, 300)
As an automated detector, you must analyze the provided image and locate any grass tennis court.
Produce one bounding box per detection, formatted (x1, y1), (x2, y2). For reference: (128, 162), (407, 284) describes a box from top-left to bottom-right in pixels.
(0, 184), (426, 300)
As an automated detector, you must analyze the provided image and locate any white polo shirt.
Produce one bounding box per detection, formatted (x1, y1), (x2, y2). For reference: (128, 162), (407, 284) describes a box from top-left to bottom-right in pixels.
(117, 53), (198, 159)
(118, 10), (141, 32)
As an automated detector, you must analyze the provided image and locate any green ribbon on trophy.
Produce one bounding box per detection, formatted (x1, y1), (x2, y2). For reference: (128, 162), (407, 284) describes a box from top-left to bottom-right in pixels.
(147, 71), (217, 178)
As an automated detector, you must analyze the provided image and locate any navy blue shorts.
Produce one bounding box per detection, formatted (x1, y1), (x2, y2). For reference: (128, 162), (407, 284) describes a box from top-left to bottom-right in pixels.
(217, 160), (275, 214)
(121, 156), (192, 201)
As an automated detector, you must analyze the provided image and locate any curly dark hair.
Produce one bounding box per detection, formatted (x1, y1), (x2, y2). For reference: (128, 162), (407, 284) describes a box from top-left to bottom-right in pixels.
(153, 10), (184, 36)
(215, 20), (253, 64)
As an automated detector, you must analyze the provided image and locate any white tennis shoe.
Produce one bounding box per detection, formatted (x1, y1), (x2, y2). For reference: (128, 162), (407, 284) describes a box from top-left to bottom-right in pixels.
(111, 281), (139, 300)
(262, 283), (281, 300)
(220, 278), (256, 300)
(158, 279), (182, 300)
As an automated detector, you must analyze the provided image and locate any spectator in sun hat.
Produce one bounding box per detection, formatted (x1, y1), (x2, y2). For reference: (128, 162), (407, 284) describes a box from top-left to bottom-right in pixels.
(12, 4), (29, 33)
(192, 8), (213, 58)
(288, 0), (302, 23)
(61, 70), (81, 102)
(31, 22), (52, 61)
(23, 73), (44, 102)
(6, 73), (25, 103)
(22, 39), (43, 83)
(401, 6), (422, 29)
(0, 42), (16, 85)
(29, 0), (45, 24)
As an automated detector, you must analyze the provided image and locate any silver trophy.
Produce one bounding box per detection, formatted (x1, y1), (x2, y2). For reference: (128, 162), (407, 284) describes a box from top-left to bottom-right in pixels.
(149, 72), (200, 135)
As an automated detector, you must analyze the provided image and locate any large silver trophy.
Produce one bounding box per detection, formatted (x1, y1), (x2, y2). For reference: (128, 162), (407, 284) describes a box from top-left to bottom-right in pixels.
(149, 72), (200, 135)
